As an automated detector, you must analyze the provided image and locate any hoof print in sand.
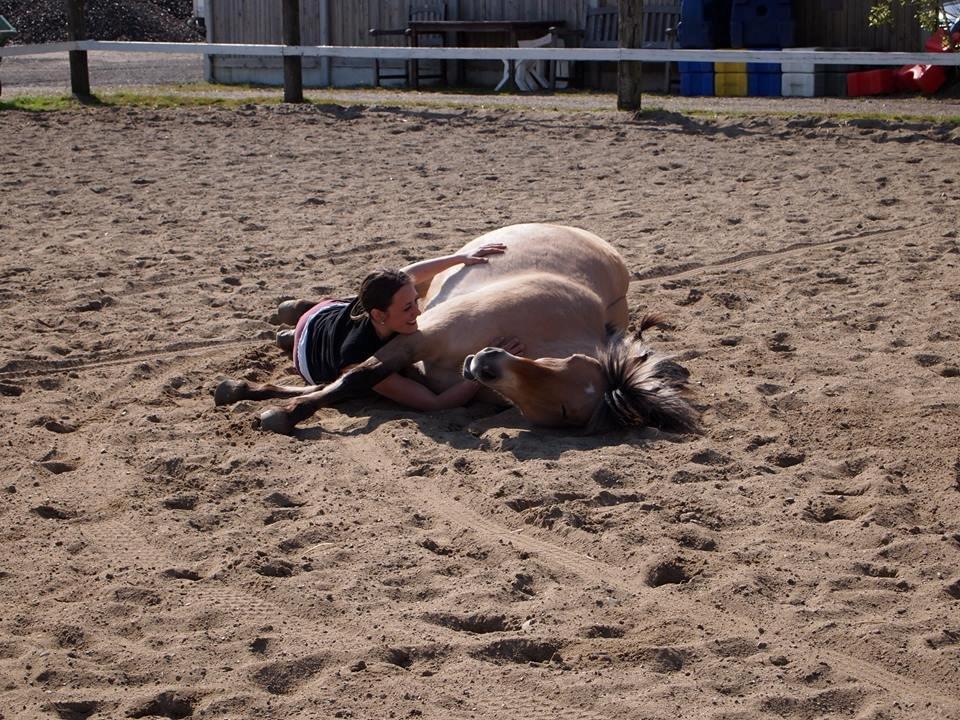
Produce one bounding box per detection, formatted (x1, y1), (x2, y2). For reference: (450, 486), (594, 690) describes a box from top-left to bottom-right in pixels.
(126, 691), (194, 719)
(473, 638), (561, 664)
(803, 498), (855, 523)
(582, 624), (626, 639)
(32, 504), (77, 520)
(511, 573), (536, 596)
(163, 494), (198, 511)
(645, 558), (692, 587)
(257, 559), (295, 577)
(114, 587), (162, 606)
(252, 654), (326, 694)
(424, 612), (516, 634)
(767, 332), (794, 352)
(760, 688), (865, 718)
(162, 568), (202, 581)
(0, 382), (23, 396)
(39, 460), (77, 474)
(47, 700), (101, 720)
(263, 491), (305, 508)
(768, 451), (806, 468)
(621, 646), (687, 672)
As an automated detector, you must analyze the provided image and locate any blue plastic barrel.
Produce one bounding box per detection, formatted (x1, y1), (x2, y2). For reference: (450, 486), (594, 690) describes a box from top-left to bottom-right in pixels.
(729, 0), (795, 49)
(678, 0), (731, 49)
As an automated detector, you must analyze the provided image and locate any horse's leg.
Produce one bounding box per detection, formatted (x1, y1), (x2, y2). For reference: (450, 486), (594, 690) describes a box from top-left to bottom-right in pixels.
(277, 299), (315, 326)
(259, 358), (395, 434)
(214, 379), (323, 407)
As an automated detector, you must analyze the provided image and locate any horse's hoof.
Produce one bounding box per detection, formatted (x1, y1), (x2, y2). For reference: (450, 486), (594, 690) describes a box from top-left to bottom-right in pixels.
(259, 407), (295, 435)
(276, 329), (295, 353)
(214, 379), (248, 406)
(277, 299), (312, 326)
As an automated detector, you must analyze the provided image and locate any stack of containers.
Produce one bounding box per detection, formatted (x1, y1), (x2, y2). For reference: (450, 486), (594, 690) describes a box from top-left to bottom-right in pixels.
(677, 0), (731, 96)
(715, 61), (748, 96)
(728, 0), (795, 97)
(747, 59), (781, 96)
(781, 48), (824, 97)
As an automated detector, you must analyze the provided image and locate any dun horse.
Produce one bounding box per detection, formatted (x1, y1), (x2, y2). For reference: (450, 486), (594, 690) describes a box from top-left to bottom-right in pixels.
(214, 224), (699, 435)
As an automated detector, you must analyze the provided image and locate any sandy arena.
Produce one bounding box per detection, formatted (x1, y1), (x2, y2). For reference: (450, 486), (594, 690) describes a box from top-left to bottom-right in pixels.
(1, 102), (959, 719)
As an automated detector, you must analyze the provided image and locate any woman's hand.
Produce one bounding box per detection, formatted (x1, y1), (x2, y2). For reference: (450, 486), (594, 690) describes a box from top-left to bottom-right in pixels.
(489, 336), (525, 356)
(461, 242), (507, 266)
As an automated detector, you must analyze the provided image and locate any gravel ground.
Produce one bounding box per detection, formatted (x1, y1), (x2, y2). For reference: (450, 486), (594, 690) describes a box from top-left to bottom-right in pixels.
(3, 50), (960, 119)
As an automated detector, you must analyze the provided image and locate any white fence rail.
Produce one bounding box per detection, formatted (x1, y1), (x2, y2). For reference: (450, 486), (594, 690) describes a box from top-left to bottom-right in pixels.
(4, 40), (960, 67)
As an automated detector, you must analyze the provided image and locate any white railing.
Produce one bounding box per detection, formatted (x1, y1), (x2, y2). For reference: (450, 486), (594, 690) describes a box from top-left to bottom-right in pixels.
(3, 39), (960, 66)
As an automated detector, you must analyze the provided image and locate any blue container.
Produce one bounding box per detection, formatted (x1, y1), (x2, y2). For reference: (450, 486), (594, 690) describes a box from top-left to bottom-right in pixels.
(678, 0), (731, 49)
(747, 62), (780, 74)
(679, 61), (713, 73)
(748, 71), (782, 96)
(680, 71), (715, 96)
(730, 0), (795, 49)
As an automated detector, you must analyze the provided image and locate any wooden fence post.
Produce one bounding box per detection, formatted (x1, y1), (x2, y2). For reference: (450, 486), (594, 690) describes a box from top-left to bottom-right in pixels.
(65, 0), (91, 98)
(617, 0), (643, 111)
(282, 0), (304, 103)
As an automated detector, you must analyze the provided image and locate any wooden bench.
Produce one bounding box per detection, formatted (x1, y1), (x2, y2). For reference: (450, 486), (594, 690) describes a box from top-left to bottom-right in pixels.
(575, 3), (681, 90)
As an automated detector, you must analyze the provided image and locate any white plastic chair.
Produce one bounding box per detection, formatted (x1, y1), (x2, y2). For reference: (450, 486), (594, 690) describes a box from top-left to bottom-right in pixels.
(495, 31), (567, 92)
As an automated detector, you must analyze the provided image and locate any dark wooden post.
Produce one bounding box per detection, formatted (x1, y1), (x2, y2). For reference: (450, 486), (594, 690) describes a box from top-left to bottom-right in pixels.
(65, 0), (91, 98)
(617, 0), (643, 111)
(282, 0), (304, 103)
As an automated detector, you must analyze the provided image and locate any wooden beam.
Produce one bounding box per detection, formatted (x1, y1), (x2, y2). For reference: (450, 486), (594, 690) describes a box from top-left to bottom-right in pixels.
(617, 0), (643, 111)
(282, 0), (303, 103)
(65, 0), (90, 98)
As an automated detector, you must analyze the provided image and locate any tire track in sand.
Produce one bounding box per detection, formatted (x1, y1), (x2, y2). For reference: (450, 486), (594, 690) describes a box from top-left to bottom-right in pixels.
(398, 470), (960, 715)
(628, 221), (934, 286)
(0, 336), (263, 381)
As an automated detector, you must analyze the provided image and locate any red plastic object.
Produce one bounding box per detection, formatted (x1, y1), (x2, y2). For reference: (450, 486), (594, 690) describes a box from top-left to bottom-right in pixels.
(895, 64), (947, 94)
(847, 69), (896, 97)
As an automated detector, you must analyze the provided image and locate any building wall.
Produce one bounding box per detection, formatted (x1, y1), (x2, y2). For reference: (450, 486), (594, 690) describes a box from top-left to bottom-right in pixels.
(794, 0), (923, 52)
(205, 0), (928, 87)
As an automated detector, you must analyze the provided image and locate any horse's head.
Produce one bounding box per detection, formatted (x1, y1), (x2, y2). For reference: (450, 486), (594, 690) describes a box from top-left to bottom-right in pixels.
(462, 334), (700, 433)
(463, 348), (607, 427)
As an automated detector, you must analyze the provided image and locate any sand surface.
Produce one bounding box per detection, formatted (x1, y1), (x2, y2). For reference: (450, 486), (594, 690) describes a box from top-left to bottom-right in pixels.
(1, 102), (959, 720)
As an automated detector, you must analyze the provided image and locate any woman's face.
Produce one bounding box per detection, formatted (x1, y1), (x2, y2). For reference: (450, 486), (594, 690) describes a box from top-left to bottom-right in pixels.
(380, 282), (421, 335)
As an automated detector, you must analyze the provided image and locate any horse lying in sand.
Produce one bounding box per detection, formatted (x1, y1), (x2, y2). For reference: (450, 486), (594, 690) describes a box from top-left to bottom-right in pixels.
(214, 223), (699, 435)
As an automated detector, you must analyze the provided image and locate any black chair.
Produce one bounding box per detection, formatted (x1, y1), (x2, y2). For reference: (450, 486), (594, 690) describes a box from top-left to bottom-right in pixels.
(370, 2), (447, 87)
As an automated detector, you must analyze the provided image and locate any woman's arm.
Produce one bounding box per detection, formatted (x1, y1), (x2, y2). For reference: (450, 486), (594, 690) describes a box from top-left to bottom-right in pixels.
(371, 373), (480, 411)
(341, 337), (523, 412)
(401, 243), (507, 287)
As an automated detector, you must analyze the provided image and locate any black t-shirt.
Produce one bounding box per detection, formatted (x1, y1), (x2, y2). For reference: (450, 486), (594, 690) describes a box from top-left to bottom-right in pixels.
(303, 298), (388, 384)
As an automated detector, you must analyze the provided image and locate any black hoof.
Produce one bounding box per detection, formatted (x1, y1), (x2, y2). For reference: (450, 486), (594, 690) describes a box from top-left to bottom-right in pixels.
(259, 407), (295, 435)
(214, 379), (248, 406)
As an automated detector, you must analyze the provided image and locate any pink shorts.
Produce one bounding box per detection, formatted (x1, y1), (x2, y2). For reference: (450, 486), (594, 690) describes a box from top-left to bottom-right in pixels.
(292, 298), (349, 384)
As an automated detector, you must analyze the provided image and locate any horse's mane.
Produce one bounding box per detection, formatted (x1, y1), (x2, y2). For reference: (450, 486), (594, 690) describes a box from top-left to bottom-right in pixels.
(586, 316), (701, 434)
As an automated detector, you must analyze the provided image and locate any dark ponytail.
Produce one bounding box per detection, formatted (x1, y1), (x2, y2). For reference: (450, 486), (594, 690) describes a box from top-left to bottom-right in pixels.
(350, 268), (411, 321)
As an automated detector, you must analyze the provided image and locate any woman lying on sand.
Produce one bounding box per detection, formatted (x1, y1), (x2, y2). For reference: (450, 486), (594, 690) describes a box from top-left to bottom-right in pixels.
(275, 243), (524, 411)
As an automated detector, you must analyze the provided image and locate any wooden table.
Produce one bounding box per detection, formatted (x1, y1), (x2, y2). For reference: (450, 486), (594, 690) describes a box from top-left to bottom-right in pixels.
(406, 20), (566, 91)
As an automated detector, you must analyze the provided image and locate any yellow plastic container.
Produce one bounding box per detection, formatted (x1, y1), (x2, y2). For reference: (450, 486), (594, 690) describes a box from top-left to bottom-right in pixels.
(715, 72), (747, 96)
(714, 62), (747, 74)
